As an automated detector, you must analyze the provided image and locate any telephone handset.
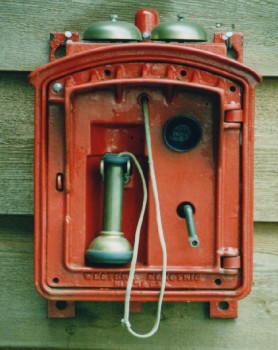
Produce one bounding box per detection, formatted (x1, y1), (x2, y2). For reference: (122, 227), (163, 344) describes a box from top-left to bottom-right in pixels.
(85, 154), (133, 265)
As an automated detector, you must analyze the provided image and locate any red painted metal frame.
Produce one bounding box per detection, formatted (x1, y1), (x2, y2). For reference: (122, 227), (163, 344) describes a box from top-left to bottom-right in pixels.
(30, 42), (261, 317)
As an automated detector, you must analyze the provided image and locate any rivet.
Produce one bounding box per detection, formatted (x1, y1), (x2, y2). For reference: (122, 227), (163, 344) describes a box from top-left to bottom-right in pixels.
(52, 82), (63, 93)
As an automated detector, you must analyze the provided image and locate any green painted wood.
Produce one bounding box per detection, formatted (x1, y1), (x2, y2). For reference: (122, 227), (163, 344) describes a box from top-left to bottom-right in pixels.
(0, 217), (277, 349)
(0, 73), (34, 215)
(0, 0), (277, 75)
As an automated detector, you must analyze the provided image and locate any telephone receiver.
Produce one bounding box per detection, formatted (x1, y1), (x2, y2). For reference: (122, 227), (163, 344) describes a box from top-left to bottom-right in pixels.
(86, 154), (133, 265)
(86, 100), (201, 267)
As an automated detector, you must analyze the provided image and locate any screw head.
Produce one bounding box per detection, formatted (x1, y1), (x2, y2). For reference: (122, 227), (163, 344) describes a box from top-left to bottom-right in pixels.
(65, 31), (72, 38)
(142, 31), (151, 39)
(222, 31), (233, 40)
(52, 82), (63, 93)
(111, 14), (118, 21)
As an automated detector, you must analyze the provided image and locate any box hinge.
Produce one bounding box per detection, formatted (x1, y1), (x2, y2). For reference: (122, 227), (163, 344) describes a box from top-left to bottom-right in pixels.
(225, 110), (243, 123)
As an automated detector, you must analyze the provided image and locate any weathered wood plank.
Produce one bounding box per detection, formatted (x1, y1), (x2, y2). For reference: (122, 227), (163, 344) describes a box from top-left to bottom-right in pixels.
(0, 0), (277, 75)
(0, 218), (277, 349)
(254, 79), (278, 221)
(0, 73), (34, 215)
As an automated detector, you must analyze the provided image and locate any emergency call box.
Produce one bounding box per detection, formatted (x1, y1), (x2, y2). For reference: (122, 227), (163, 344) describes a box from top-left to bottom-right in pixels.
(29, 9), (261, 320)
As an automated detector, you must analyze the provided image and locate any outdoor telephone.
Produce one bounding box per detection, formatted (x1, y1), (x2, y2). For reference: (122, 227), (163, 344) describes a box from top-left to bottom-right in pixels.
(29, 8), (261, 337)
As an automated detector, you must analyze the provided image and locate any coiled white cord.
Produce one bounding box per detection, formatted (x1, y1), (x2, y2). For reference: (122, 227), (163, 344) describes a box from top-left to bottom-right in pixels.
(121, 97), (168, 338)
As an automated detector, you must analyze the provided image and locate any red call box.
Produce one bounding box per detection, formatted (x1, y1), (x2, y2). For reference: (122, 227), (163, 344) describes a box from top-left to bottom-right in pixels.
(29, 9), (261, 320)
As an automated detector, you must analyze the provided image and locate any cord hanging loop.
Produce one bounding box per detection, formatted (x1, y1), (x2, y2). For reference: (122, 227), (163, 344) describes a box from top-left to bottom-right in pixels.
(121, 97), (168, 338)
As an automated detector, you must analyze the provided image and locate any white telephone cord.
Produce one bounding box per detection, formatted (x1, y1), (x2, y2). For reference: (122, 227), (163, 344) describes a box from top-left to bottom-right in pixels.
(120, 97), (168, 338)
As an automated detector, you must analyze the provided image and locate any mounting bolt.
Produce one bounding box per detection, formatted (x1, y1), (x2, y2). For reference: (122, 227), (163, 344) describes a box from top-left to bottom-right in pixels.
(142, 31), (151, 39)
(222, 31), (233, 40)
(64, 31), (72, 38)
(111, 14), (118, 21)
(52, 82), (63, 93)
(222, 32), (233, 49)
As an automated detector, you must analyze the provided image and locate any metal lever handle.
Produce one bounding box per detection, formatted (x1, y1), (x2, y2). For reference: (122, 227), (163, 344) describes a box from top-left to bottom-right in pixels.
(182, 204), (200, 247)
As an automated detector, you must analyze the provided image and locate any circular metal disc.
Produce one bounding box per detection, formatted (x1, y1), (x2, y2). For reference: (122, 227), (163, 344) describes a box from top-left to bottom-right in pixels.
(163, 115), (202, 152)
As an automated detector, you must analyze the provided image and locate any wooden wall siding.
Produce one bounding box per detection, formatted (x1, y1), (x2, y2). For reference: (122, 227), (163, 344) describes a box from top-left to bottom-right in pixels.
(0, 73), (34, 215)
(0, 73), (277, 221)
(0, 216), (277, 350)
(254, 79), (278, 222)
(0, 0), (277, 75)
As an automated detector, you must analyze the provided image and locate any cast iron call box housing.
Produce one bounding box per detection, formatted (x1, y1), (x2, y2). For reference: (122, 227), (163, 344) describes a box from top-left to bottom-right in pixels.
(30, 9), (261, 322)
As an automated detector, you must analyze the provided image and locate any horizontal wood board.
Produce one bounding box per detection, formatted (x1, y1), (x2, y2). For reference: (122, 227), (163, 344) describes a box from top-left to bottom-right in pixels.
(0, 73), (34, 215)
(254, 79), (278, 221)
(0, 216), (277, 349)
(0, 0), (277, 75)
(0, 73), (277, 220)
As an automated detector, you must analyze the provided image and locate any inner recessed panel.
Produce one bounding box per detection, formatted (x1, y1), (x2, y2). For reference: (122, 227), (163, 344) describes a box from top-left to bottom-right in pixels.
(64, 85), (220, 270)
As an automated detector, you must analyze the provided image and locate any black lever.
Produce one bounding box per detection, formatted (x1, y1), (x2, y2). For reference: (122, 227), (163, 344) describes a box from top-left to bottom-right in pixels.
(178, 203), (200, 248)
